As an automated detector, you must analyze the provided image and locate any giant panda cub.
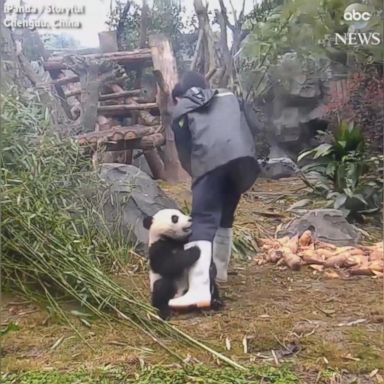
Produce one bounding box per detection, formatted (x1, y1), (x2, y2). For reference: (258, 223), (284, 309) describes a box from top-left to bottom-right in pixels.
(143, 209), (221, 320)
(143, 209), (199, 319)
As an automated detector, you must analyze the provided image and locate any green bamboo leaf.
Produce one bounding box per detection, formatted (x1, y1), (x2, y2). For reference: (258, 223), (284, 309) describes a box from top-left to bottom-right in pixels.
(313, 143), (333, 159)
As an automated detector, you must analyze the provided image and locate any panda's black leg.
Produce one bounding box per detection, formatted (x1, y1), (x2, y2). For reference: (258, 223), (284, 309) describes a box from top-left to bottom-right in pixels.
(209, 262), (223, 310)
(152, 278), (177, 320)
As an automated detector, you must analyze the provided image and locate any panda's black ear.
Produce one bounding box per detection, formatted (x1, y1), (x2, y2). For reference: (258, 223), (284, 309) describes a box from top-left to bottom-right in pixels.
(143, 216), (153, 230)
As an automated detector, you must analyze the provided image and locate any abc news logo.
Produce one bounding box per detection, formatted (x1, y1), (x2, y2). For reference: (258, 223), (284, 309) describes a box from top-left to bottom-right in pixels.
(323, 5), (382, 46)
(343, 8), (372, 22)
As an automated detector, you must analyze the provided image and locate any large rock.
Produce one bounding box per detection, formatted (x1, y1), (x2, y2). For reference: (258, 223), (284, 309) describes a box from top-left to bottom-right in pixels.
(258, 157), (299, 179)
(98, 164), (178, 251)
(276, 209), (360, 246)
(239, 48), (332, 159)
(273, 107), (303, 143)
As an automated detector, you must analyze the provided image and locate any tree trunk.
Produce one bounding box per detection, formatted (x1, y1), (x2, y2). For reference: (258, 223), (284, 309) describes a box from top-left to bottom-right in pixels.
(149, 35), (190, 183)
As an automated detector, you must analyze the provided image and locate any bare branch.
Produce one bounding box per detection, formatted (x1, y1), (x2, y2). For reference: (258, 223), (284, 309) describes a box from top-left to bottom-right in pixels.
(239, 0), (246, 21)
(216, 8), (230, 58)
(218, 0), (235, 32)
(205, 68), (217, 82)
(228, 0), (237, 24)
(139, 0), (149, 48)
(116, 1), (132, 49)
(190, 29), (204, 71)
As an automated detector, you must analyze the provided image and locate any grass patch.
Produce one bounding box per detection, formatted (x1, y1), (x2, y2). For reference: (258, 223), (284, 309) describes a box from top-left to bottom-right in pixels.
(1, 365), (298, 384)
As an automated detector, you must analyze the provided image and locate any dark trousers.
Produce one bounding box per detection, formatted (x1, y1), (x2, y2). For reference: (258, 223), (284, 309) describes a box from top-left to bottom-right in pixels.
(190, 157), (259, 242)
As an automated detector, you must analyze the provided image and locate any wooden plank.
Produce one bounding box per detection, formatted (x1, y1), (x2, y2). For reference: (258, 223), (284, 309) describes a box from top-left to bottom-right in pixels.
(44, 49), (153, 71)
(64, 89), (141, 99)
(98, 103), (158, 116)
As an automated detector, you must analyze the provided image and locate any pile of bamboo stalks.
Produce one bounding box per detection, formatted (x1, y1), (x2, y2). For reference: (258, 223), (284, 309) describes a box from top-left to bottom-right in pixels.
(259, 231), (383, 277)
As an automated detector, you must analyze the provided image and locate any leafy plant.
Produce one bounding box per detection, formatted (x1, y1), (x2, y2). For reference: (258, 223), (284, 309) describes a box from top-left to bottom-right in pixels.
(298, 121), (383, 217)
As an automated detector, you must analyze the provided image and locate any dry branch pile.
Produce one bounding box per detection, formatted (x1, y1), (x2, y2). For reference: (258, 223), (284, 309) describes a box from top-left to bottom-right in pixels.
(259, 231), (383, 277)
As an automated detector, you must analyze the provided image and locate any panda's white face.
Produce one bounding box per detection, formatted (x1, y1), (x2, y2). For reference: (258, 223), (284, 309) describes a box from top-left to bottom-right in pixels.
(145, 209), (192, 245)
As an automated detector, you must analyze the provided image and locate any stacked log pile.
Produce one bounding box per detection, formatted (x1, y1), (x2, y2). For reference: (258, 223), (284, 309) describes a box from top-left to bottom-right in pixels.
(42, 42), (176, 180)
(259, 231), (384, 277)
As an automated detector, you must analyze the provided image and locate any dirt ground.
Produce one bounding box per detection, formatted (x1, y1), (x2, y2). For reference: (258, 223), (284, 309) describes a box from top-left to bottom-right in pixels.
(1, 178), (383, 382)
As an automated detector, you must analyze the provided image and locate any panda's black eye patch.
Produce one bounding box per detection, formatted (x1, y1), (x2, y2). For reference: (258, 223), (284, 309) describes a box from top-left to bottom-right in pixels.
(171, 215), (179, 224)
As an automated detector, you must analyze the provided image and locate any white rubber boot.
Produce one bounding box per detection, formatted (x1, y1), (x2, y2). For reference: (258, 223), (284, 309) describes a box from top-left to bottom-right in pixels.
(168, 240), (212, 309)
(213, 227), (233, 282)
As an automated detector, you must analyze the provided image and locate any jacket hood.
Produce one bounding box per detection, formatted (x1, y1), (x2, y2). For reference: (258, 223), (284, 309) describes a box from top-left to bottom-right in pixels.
(172, 87), (218, 120)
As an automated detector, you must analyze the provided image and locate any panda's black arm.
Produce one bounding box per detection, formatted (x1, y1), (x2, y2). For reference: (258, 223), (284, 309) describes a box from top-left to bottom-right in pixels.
(150, 245), (200, 277)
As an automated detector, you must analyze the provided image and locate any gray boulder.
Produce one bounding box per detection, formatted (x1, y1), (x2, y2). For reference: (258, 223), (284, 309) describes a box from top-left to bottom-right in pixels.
(98, 164), (178, 252)
(258, 157), (299, 179)
(276, 209), (360, 246)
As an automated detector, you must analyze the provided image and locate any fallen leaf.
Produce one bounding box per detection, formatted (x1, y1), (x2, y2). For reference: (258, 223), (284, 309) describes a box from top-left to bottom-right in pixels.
(242, 336), (248, 354)
(338, 319), (367, 327)
(343, 353), (360, 361)
(50, 336), (65, 351)
(225, 337), (231, 351)
(271, 349), (280, 365)
(287, 199), (312, 211)
(369, 369), (379, 378)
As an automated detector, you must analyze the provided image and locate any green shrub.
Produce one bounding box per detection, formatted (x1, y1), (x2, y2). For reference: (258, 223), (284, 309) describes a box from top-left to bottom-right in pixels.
(298, 120), (383, 217)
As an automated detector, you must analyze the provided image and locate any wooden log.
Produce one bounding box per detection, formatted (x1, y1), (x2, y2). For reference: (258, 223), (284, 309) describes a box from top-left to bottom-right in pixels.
(98, 103), (158, 116)
(74, 124), (161, 144)
(89, 133), (165, 152)
(149, 34), (190, 183)
(101, 83), (137, 166)
(138, 110), (160, 126)
(144, 149), (166, 180)
(79, 62), (100, 132)
(52, 75), (80, 86)
(44, 49), (153, 71)
(65, 89), (142, 99)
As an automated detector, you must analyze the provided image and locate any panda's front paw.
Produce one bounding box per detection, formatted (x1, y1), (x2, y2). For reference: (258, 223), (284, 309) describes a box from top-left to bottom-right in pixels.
(187, 246), (201, 263)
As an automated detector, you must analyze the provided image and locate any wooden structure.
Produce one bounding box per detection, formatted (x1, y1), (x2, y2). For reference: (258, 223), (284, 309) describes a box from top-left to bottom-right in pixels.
(42, 35), (188, 182)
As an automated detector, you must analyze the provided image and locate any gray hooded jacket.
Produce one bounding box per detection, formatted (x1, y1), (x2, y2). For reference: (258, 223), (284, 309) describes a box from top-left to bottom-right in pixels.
(171, 87), (257, 183)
